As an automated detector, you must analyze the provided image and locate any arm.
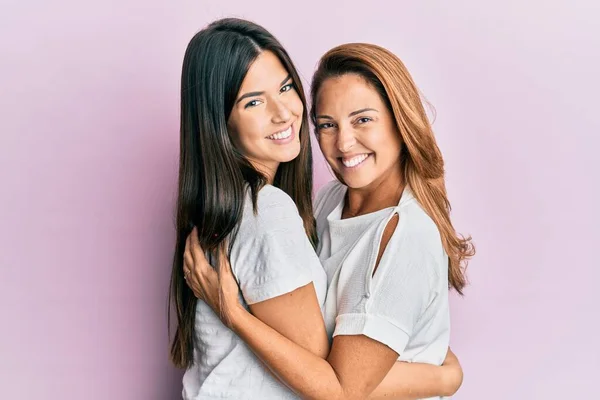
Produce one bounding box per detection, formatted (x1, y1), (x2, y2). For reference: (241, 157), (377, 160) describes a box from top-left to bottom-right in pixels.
(249, 282), (329, 359)
(369, 349), (463, 399)
(183, 229), (329, 360)
(230, 305), (397, 400)
(230, 306), (462, 400)
(366, 215), (463, 399)
(185, 220), (459, 399)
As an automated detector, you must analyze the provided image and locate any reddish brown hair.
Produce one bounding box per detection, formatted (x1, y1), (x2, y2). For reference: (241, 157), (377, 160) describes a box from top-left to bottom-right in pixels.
(311, 43), (474, 293)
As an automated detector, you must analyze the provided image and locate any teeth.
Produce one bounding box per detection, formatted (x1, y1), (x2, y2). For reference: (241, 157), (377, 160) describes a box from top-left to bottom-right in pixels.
(342, 154), (369, 168)
(268, 126), (292, 140)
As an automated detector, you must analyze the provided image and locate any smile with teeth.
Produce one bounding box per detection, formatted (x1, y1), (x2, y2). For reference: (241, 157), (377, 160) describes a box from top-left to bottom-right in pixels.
(267, 126), (292, 140)
(341, 154), (370, 168)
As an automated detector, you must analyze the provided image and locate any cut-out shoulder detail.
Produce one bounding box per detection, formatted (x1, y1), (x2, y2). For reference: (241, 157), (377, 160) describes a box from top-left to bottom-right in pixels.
(373, 213), (399, 277)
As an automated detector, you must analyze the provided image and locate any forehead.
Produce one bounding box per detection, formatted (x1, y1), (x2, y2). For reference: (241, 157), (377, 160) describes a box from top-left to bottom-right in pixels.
(239, 50), (289, 91)
(315, 74), (384, 114)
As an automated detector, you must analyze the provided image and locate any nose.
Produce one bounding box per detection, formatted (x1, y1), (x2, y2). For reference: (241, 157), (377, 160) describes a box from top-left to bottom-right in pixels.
(337, 124), (356, 153)
(270, 98), (292, 124)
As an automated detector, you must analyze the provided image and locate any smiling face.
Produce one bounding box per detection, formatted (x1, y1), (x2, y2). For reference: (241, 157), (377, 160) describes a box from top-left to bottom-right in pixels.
(227, 50), (303, 181)
(315, 73), (403, 190)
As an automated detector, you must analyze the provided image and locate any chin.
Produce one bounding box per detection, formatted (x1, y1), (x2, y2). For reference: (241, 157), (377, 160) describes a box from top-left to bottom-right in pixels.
(342, 177), (374, 189)
(276, 144), (301, 163)
(334, 170), (372, 189)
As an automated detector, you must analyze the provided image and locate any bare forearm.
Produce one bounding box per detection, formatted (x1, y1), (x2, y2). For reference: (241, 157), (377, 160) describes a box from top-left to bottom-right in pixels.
(369, 362), (447, 400)
(231, 307), (347, 400)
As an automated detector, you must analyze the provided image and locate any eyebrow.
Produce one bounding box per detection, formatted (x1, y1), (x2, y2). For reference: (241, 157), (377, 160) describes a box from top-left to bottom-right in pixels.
(280, 74), (292, 87)
(235, 74), (293, 104)
(316, 108), (378, 120)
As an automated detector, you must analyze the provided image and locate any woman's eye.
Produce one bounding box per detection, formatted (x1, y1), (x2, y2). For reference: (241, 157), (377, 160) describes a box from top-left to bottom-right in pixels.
(244, 99), (262, 109)
(280, 83), (294, 93)
(318, 123), (335, 130)
(356, 117), (372, 124)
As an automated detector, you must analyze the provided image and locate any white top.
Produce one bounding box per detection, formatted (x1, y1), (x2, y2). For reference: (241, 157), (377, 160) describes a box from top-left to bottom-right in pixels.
(182, 185), (328, 400)
(315, 180), (450, 400)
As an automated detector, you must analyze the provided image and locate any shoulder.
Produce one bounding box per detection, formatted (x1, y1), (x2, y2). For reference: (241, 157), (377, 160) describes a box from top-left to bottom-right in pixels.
(240, 185), (303, 236)
(399, 190), (444, 256)
(370, 189), (446, 283)
(372, 211), (441, 304)
(255, 185), (298, 214)
(233, 184), (310, 263)
(231, 186), (320, 304)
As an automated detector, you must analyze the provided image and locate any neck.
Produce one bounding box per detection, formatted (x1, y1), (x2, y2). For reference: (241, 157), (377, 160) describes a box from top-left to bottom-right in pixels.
(343, 166), (404, 219)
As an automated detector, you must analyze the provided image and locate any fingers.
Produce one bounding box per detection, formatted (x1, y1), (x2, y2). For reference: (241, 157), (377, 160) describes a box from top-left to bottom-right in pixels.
(184, 259), (204, 300)
(185, 228), (204, 265)
(183, 233), (200, 296)
(184, 237), (193, 270)
(183, 260), (191, 283)
(183, 235), (194, 283)
(182, 226), (233, 310)
(184, 227), (202, 277)
(190, 227), (206, 265)
(186, 231), (195, 264)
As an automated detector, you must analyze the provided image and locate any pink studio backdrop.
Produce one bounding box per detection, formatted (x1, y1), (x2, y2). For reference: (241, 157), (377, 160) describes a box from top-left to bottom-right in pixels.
(1, 1), (598, 399)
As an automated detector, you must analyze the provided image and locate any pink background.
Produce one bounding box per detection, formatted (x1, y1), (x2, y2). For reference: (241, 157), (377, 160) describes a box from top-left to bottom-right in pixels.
(1, 0), (598, 398)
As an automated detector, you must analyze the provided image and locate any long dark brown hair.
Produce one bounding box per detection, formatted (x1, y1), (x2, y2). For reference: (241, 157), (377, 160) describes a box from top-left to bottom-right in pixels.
(310, 43), (474, 294)
(169, 18), (316, 369)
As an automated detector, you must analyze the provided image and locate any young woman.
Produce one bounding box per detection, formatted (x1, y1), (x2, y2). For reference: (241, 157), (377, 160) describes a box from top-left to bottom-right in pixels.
(171, 18), (462, 399)
(183, 42), (474, 399)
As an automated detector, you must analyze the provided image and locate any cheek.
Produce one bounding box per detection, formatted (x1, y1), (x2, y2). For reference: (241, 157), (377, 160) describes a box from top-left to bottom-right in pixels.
(242, 116), (268, 140)
(375, 134), (402, 166)
(230, 117), (265, 154)
(371, 127), (401, 154)
(318, 135), (336, 158)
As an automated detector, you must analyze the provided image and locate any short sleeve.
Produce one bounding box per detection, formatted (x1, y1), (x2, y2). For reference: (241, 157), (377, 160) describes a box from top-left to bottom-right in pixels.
(333, 234), (437, 355)
(231, 186), (318, 305)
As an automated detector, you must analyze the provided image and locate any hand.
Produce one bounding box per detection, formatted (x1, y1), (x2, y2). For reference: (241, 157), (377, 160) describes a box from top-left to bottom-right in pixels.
(440, 347), (464, 396)
(183, 227), (242, 325)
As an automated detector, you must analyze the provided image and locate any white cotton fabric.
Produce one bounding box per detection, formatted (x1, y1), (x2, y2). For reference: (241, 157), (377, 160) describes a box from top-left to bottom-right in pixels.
(315, 180), (451, 400)
(182, 185), (327, 400)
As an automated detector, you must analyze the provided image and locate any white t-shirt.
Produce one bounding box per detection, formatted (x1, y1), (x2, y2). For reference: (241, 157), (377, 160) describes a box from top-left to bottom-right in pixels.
(182, 185), (328, 400)
(315, 180), (450, 400)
